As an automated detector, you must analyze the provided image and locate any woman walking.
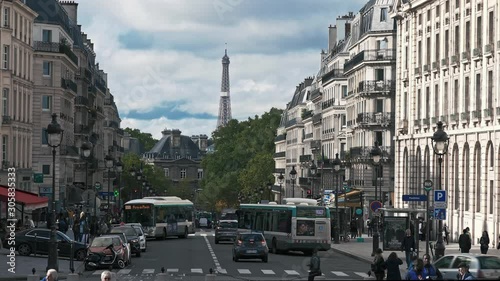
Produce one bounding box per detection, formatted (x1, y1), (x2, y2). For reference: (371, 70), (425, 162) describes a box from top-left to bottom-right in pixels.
(371, 248), (386, 280)
(480, 231), (490, 254)
(384, 252), (403, 280)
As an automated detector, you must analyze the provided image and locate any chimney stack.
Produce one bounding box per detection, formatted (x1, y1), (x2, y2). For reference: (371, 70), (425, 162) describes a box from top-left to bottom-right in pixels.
(328, 25), (337, 52)
(60, 1), (78, 24)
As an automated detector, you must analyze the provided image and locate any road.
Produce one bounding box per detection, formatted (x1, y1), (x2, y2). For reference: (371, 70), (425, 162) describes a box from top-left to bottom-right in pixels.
(79, 229), (371, 281)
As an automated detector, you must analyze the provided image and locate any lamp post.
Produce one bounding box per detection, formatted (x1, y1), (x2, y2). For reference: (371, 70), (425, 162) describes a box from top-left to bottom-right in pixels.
(332, 153), (341, 244)
(81, 141), (92, 231)
(431, 121), (449, 259)
(277, 172), (284, 204)
(104, 153), (114, 217)
(289, 166), (297, 198)
(46, 113), (63, 271)
(310, 161), (317, 198)
(267, 182), (273, 201)
(370, 142), (382, 255)
(115, 158), (123, 218)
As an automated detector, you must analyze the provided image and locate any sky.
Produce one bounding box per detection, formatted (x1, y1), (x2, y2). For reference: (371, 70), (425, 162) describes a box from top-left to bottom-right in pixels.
(75, 0), (368, 140)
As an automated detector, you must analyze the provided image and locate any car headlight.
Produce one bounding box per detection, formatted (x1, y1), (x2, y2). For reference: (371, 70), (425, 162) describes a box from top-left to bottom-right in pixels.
(131, 239), (138, 243)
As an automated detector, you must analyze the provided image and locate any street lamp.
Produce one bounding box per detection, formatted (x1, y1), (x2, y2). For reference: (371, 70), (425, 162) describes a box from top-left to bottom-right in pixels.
(289, 166), (297, 198)
(46, 113), (63, 271)
(310, 161), (317, 198)
(104, 153), (114, 217)
(370, 141), (382, 255)
(267, 182), (273, 201)
(115, 158), (123, 218)
(277, 172), (284, 203)
(431, 121), (449, 259)
(81, 141), (92, 230)
(332, 153), (341, 244)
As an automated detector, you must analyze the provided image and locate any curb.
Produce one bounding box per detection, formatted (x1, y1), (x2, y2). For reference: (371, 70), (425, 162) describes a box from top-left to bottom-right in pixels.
(330, 246), (373, 264)
(0, 274), (70, 281)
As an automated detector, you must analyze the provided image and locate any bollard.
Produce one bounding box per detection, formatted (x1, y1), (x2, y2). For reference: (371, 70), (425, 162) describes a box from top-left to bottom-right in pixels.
(70, 241), (74, 273)
(27, 268), (39, 281)
(33, 234), (37, 257)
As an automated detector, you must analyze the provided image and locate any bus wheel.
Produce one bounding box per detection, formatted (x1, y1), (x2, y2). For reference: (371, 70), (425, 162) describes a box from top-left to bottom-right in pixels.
(271, 238), (278, 254)
(162, 229), (167, 240)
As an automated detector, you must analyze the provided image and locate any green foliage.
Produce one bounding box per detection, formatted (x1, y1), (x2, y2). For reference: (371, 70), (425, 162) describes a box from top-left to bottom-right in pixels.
(200, 107), (283, 210)
(124, 128), (158, 152)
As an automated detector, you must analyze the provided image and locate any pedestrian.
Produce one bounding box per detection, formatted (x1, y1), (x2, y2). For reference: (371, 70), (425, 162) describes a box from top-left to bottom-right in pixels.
(73, 216), (80, 242)
(307, 248), (321, 281)
(101, 270), (113, 281)
(24, 215), (35, 229)
(371, 248), (385, 280)
(457, 263), (475, 280)
(350, 219), (357, 238)
(422, 253), (443, 280)
(458, 229), (471, 253)
(40, 269), (58, 281)
(367, 219), (373, 237)
(479, 230), (490, 254)
(405, 258), (426, 280)
(80, 212), (90, 244)
(443, 223), (450, 245)
(384, 252), (403, 280)
(401, 229), (416, 269)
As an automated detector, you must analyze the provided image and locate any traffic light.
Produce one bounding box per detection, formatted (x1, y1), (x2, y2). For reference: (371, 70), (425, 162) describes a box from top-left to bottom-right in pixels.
(306, 189), (312, 198)
(114, 190), (119, 197)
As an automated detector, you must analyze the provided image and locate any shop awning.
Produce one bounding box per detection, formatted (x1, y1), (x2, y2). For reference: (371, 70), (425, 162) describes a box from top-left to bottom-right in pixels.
(0, 185), (49, 210)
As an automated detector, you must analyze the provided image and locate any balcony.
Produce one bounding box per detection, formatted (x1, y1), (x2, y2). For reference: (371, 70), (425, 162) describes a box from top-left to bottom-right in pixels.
(33, 41), (78, 65)
(343, 49), (396, 73)
(310, 140), (321, 150)
(61, 78), (77, 93)
(431, 117), (437, 124)
(472, 48), (482, 61)
(422, 118), (430, 126)
(274, 133), (286, 142)
(414, 67), (421, 77)
(441, 58), (449, 69)
(285, 118), (298, 128)
(309, 89), (322, 100)
(356, 112), (394, 126)
(402, 70), (408, 82)
(461, 112), (470, 123)
(312, 114), (322, 125)
(414, 119), (420, 127)
(299, 177), (309, 185)
(321, 68), (344, 83)
(2, 115), (12, 124)
(450, 113), (459, 122)
(301, 109), (313, 119)
(484, 44), (493, 58)
(461, 51), (470, 63)
(74, 96), (89, 107)
(432, 62), (439, 72)
(96, 80), (107, 93)
(358, 80), (395, 96)
(349, 146), (394, 161)
(423, 64), (430, 74)
(397, 119), (408, 134)
(450, 55), (459, 66)
(440, 115), (448, 124)
(299, 155), (312, 163)
(483, 108), (493, 118)
(322, 99), (335, 110)
(304, 132), (313, 139)
(274, 151), (286, 158)
(471, 110), (481, 120)
(59, 112), (73, 123)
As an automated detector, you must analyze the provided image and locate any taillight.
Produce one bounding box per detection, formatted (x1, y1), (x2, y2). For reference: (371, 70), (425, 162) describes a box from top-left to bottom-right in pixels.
(237, 240), (242, 246)
(261, 241), (267, 247)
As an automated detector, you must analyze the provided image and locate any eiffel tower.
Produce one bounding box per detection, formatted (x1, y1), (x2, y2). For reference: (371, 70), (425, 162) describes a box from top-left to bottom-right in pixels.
(217, 45), (232, 128)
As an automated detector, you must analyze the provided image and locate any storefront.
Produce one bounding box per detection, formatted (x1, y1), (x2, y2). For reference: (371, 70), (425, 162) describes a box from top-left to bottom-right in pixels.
(0, 185), (49, 224)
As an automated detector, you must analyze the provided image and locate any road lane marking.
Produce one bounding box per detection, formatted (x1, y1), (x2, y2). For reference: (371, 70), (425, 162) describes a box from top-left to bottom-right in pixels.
(167, 268), (179, 273)
(238, 269), (251, 274)
(142, 269), (155, 274)
(355, 272), (370, 278)
(201, 233), (207, 236)
(262, 269), (275, 274)
(217, 268), (227, 274)
(203, 236), (223, 274)
(191, 268), (203, 273)
(331, 271), (349, 276)
(117, 269), (132, 274)
(284, 270), (300, 275)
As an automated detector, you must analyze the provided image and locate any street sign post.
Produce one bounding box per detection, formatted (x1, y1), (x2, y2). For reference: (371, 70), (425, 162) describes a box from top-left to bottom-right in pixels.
(423, 180), (433, 192)
(434, 190), (447, 220)
(370, 201), (382, 213)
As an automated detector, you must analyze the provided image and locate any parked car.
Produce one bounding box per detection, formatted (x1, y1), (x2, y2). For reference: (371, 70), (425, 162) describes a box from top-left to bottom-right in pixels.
(86, 235), (128, 269)
(110, 226), (141, 257)
(125, 223), (147, 252)
(215, 220), (238, 244)
(3, 228), (87, 260)
(433, 253), (500, 280)
(232, 232), (268, 262)
(100, 233), (131, 264)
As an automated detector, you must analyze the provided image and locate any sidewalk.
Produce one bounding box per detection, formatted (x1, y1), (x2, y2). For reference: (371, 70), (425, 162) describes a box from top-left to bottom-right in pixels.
(330, 233), (492, 274)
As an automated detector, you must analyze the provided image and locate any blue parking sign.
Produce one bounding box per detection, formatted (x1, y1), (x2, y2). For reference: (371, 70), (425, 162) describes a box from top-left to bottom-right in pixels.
(434, 190), (446, 202)
(434, 208), (446, 220)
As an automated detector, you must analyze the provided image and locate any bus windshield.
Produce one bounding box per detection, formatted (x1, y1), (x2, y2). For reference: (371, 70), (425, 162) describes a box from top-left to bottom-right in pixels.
(296, 206), (327, 218)
(124, 204), (154, 227)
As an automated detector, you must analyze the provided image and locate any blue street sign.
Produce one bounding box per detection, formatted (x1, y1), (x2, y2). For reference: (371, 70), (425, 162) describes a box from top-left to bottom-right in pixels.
(434, 208), (446, 220)
(434, 190), (446, 202)
(402, 194), (428, 201)
(99, 191), (113, 196)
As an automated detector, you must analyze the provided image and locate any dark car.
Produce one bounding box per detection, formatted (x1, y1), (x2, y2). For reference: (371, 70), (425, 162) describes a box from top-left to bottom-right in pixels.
(232, 232), (268, 263)
(3, 228), (87, 260)
(215, 220), (238, 244)
(109, 226), (141, 257)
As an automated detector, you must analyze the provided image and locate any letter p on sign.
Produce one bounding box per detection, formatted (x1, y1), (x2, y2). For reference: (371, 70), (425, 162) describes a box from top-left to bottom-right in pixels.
(434, 190), (446, 202)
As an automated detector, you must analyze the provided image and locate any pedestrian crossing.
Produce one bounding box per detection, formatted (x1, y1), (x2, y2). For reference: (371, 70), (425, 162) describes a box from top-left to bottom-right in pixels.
(91, 268), (372, 278)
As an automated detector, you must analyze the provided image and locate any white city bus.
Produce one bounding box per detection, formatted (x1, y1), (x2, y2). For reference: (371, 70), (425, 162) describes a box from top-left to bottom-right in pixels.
(236, 198), (331, 255)
(123, 196), (195, 239)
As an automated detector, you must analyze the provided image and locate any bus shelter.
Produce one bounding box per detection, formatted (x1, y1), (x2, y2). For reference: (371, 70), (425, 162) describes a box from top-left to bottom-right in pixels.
(379, 207), (426, 255)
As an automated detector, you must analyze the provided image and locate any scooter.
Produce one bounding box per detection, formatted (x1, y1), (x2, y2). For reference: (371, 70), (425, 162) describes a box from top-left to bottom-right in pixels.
(84, 244), (126, 270)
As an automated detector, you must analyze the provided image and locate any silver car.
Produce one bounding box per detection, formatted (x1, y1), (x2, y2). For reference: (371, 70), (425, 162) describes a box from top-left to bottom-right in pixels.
(433, 253), (500, 280)
(215, 220), (238, 244)
(125, 223), (147, 252)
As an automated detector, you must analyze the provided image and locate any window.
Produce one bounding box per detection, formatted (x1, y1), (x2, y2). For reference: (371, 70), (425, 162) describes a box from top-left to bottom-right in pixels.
(476, 16), (482, 48)
(197, 168), (203, 179)
(2, 135), (7, 163)
(42, 61), (51, 76)
(180, 168), (186, 179)
(164, 168), (169, 177)
(376, 99), (384, 112)
(380, 8), (387, 21)
(464, 77), (470, 113)
(375, 131), (383, 147)
(42, 164), (50, 175)
(2, 45), (9, 69)
(475, 74), (481, 112)
(41, 128), (48, 145)
(454, 26), (460, 55)
(42, 29), (52, 42)
(445, 0), (449, 13)
(375, 69), (384, 80)
(13, 47), (17, 75)
(489, 11), (494, 44)
(2, 88), (8, 116)
(436, 5), (440, 17)
(3, 8), (9, 27)
(42, 96), (52, 111)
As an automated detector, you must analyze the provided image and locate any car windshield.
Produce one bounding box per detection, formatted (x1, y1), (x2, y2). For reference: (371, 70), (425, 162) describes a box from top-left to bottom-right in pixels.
(220, 222), (238, 228)
(111, 228), (136, 236)
(477, 257), (500, 269)
(132, 226), (143, 235)
(91, 238), (115, 247)
(240, 234), (264, 242)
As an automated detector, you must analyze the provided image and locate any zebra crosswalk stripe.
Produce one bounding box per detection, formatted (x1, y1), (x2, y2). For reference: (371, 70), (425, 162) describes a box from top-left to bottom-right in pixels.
(238, 269), (251, 274)
(142, 269), (154, 274)
(355, 272), (370, 278)
(217, 268), (227, 274)
(117, 269), (132, 275)
(261, 269), (275, 275)
(191, 268), (203, 274)
(166, 268), (179, 273)
(284, 270), (300, 275)
(331, 271), (349, 276)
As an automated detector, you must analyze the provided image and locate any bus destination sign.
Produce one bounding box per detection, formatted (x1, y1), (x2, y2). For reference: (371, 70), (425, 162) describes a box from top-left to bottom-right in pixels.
(125, 204), (151, 210)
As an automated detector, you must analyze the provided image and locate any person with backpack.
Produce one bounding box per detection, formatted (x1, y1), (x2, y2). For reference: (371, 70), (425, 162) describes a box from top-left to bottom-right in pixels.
(405, 258), (426, 280)
(401, 229), (416, 269)
(479, 231), (490, 254)
(459, 229), (471, 253)
(423, 253), (443, 280)
(371, 248), (386, 280)
(307, 248), (321, 281)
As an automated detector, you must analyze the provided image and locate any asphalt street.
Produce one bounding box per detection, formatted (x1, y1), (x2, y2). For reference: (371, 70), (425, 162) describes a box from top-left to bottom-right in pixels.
(77, 229), (371, 281)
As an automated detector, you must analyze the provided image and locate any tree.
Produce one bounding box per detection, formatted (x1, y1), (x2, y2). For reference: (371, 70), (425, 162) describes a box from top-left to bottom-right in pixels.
(124, 128), (158, 152)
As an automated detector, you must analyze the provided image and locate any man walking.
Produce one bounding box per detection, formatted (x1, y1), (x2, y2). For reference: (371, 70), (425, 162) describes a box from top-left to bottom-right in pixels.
(401, 229), (416, 269)
(307, 248), (321, 281)
(458, 229), (471, 253)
